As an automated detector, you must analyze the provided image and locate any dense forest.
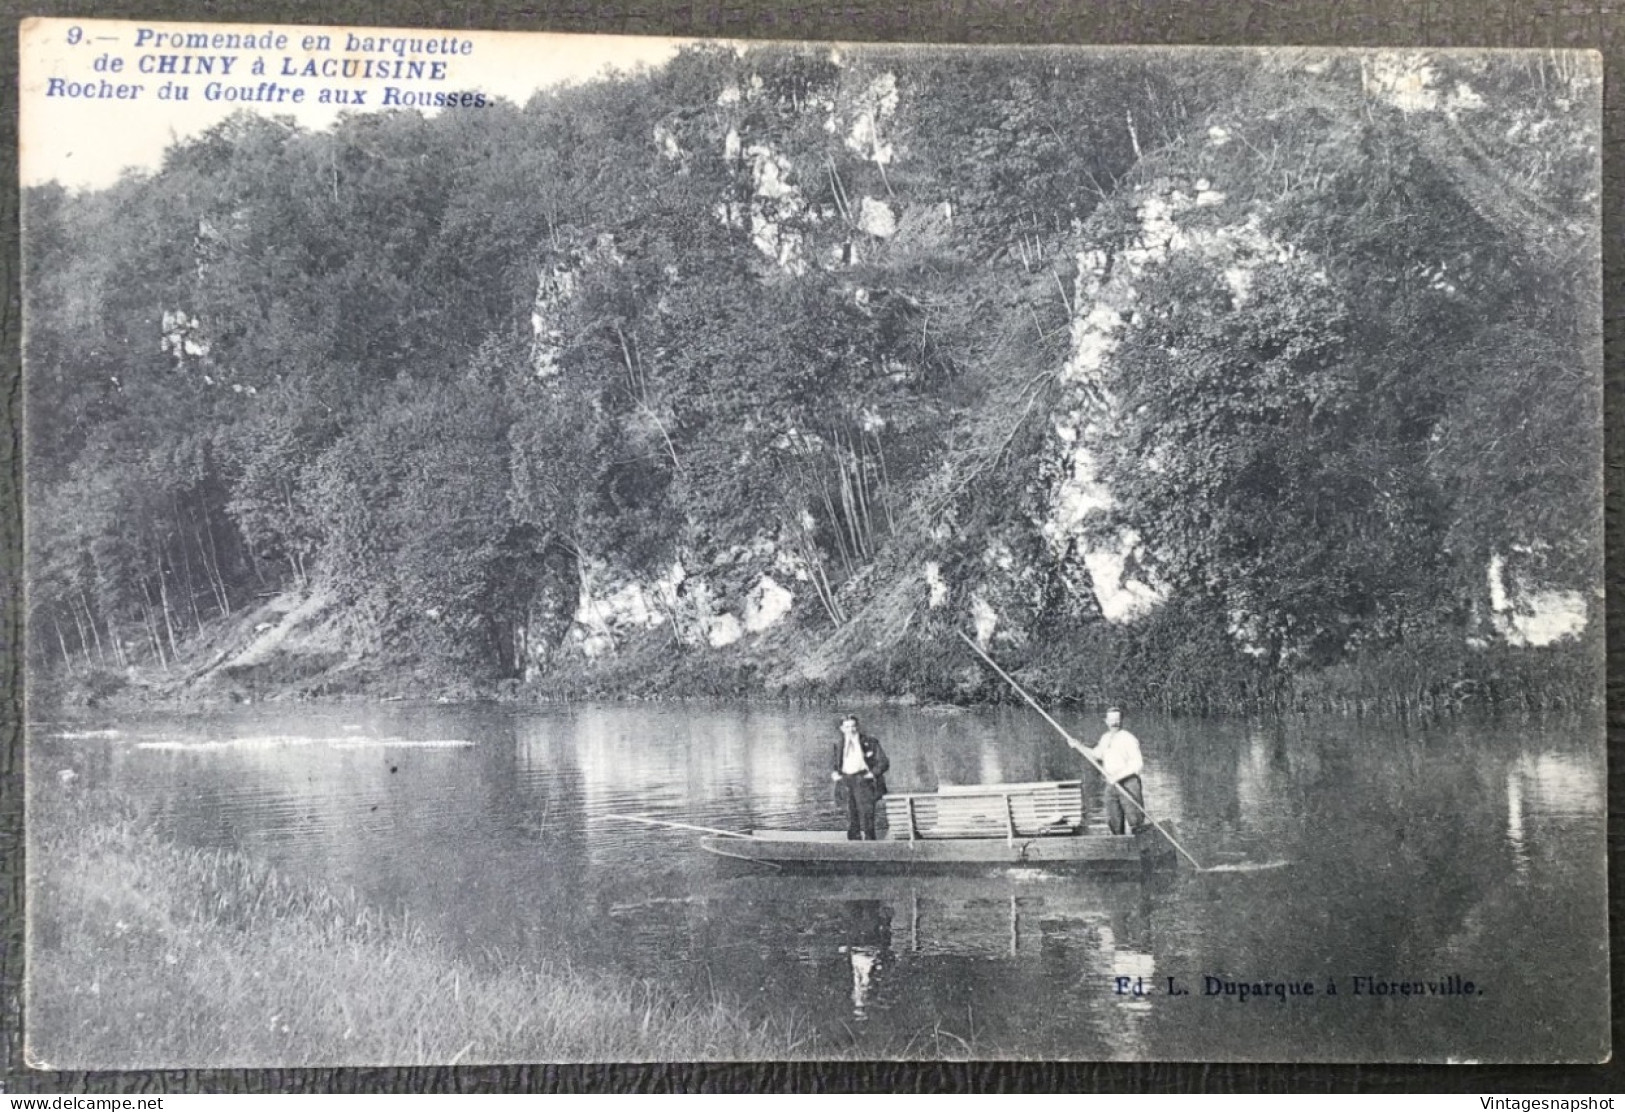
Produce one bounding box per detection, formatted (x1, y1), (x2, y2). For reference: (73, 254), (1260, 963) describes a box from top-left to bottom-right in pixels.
(22, 46), (1603, 712)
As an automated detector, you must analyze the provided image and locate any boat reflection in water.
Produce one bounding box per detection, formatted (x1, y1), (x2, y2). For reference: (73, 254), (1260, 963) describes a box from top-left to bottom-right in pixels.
(715, 872), (1162, 1038)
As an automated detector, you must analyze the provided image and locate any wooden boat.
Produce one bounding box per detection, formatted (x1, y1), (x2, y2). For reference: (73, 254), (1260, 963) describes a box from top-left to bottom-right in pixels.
(699, 780), (1178, 873)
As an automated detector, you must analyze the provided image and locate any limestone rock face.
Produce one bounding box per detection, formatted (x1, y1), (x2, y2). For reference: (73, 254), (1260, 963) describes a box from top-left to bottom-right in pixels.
(549, 541), (801, 663)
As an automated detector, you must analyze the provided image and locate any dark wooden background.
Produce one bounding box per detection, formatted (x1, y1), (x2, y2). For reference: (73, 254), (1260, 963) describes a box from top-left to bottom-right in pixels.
(2, 0), (1620, 1093)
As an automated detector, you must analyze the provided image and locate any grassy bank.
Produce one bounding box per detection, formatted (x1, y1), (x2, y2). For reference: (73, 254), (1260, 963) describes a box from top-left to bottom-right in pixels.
(34, 583), (1602, 720)
(28, 788), (827, 1068)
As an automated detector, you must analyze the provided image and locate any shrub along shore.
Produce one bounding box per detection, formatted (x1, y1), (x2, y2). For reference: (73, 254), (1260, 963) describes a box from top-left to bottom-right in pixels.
(28, 787), (833, 1068)
(40, 608), (1601, 722)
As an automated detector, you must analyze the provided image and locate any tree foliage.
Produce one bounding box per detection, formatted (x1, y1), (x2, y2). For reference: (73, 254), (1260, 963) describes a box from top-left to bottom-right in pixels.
(21, 47), (1600, 698)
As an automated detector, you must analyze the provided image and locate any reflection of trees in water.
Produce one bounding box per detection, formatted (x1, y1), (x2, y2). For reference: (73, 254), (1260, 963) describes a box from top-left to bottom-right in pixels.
(1162, 720), (1607, 1060)
(84, 704), (1606, 1058)
(525, 705), (812, 830)
(1504, 747), (1603, 879)
(1509, 750), (1603, 816)
(883, 706), (1052, 793)
(739, 716), (808, 823)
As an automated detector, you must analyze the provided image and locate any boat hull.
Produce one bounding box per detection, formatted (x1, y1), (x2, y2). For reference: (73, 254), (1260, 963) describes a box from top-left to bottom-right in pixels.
(699, 825), (1177, 874)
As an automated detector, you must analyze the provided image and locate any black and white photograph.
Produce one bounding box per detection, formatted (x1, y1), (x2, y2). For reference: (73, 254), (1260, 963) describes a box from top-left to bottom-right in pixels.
(18, 20), (1607, 1067)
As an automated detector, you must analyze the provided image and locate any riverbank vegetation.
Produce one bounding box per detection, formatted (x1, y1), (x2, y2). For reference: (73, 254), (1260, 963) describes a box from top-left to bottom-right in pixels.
(28, 785), (842, 1067)
(23, 49), (1602, 715)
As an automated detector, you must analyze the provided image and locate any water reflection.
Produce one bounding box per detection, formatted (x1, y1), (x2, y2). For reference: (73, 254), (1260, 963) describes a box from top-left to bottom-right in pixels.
(1511, 750), (1603, 816)
(1505, 776), (1528, 878)
(838, 901), (894, 1020)
(711, 870), (1168, 1054)
(30, 702), (1608, 1062)
(1503, 748), (1603, 879)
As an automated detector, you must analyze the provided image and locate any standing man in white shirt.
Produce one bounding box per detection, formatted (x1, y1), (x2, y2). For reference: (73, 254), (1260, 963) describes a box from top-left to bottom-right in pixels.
(1070, 706), (1147, 835)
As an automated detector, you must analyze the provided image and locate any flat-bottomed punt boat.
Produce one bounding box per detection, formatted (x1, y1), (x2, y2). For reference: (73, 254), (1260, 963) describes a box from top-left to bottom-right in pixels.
(699, 780), (1178, 873)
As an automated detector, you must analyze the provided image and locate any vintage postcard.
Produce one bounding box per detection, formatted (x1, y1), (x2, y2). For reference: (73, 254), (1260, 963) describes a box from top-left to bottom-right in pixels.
(19, 19), (1605, 1067)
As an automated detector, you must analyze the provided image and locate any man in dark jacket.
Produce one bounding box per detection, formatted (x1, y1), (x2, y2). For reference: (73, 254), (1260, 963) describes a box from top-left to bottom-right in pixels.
(830, 714), (890, 840)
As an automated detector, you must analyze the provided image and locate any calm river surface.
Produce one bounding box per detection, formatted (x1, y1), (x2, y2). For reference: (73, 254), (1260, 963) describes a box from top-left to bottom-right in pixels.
(32, 702), (1608, 1062)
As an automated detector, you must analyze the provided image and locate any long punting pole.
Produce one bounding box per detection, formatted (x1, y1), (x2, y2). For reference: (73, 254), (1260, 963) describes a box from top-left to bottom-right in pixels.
(594, 813), (755, 839)
(957, 631), (1205, 870)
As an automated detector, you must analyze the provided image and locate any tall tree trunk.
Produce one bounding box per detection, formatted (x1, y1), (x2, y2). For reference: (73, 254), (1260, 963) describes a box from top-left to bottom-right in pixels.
(237, 524), (268, 588)
(850, 438), (878, 556)
(281, 480), (307, 588)
(828, 485), (857, 571)
(792, 525), (844, 626)
(836, 456), (869, 562)
(139, 588), (168, 671)
(155, 563), (180, 666)
(66, 597), (90, 664)
(77, 590), (106, 663)
(811, 545), (844, 625)
(651, 585), (689, 648)
(108, 616), (128, 668)
(817, 476), (855, 575)
(173, 511), (204, 631)
(870, 430), (896, 533)
(199, 511), (232, 614)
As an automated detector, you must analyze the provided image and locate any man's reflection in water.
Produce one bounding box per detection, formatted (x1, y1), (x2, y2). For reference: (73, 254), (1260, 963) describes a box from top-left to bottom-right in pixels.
(837, 900), (895, 1020)
(1095, 888), (1157, 1059)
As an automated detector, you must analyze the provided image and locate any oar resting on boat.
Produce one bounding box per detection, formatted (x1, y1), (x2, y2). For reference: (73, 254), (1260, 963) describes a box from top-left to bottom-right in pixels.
(593, 813), (753, 839)
(594, 812), (786, 871)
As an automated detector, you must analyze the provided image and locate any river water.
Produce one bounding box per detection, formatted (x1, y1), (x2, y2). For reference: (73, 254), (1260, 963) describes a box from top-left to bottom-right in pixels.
(30, 702), (1608, 1062)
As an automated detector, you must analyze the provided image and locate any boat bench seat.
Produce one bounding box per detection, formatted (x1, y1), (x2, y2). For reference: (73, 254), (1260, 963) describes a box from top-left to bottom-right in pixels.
(882, 781), (1085, 840)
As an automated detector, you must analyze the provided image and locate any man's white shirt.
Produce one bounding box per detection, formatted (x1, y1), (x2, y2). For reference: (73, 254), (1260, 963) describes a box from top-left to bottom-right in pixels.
(1092, 728), (1143, 782)
(840, 733), (869, 775)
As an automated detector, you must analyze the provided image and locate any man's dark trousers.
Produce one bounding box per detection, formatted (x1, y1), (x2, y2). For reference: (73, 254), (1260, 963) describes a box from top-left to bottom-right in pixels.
(1105, 774), (1146, 835)
(838, 774), (881, 840)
